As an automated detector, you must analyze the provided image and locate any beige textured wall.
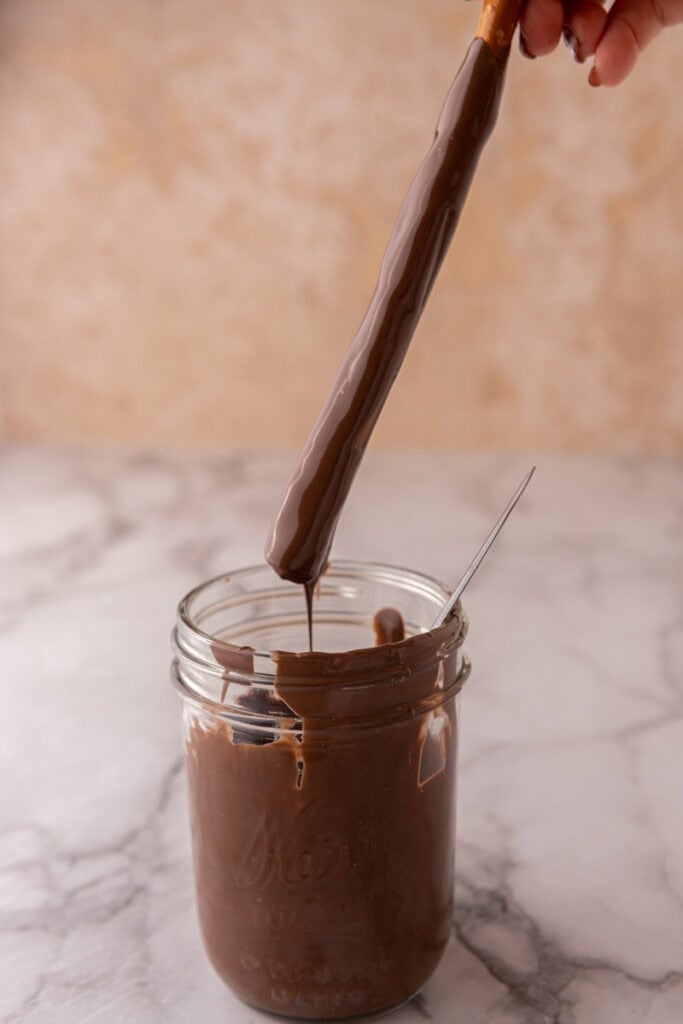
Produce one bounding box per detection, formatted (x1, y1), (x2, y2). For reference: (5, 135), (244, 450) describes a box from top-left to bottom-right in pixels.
(0, 1), (681, 452)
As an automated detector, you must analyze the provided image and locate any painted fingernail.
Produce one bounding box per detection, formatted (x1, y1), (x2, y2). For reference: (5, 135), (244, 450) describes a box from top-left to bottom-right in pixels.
(518, 31), (536, 60)
(562, 27), (584, 64)
(588, 65), (601, 87)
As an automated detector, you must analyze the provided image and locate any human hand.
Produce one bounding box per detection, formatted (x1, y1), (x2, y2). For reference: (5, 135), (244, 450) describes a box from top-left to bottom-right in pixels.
(519, 0), (683, 85)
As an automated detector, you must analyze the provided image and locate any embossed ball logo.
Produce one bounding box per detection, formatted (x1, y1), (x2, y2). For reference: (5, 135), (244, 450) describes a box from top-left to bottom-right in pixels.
(238, 801), (373, 888)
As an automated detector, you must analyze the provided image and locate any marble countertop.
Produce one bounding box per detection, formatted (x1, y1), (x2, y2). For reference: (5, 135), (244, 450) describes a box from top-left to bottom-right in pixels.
(2, 444), (682, 1023)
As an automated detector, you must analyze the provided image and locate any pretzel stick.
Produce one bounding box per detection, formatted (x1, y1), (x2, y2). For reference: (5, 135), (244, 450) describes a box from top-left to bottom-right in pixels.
(476, 0), (522, 55)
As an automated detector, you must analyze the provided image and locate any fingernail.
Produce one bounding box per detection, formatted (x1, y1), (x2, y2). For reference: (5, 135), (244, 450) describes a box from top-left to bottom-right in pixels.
(562, 27), (584, 64)
(518, 31), (536, 60)
(588, 65), (601, 87)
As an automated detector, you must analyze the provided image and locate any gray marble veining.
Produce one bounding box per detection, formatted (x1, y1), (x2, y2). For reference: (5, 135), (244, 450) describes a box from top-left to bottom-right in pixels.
(1, 444), (682, 1023)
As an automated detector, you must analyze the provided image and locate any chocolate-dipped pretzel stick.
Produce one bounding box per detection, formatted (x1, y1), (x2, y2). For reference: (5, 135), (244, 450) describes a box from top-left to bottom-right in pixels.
(266, 12), (517, 593)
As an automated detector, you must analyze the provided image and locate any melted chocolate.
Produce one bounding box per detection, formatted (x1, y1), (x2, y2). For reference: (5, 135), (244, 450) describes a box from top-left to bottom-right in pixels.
(266, 39), (510, 589)
(373, 606), (405, 645)
(186, 609), (469, 1019)
(304, 581), (315, 652)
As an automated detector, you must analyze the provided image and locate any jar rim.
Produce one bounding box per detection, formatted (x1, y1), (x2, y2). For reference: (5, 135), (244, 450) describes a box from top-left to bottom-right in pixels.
(177, 559), (459, 660)
(171, 560), (470, 724)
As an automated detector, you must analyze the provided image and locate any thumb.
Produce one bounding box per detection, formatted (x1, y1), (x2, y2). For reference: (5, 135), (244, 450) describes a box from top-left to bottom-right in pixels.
(591, 0), (683, 86)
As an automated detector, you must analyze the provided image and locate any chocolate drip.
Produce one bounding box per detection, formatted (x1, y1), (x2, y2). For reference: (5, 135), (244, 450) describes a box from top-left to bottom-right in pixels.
(266, 39), (510, 588)
(304, 581), (315, 652)
(373, 606), (405, 645)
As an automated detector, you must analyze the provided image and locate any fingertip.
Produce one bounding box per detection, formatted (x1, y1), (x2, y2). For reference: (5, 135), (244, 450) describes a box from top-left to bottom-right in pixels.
(593, 19), (639, 86)
(519, 0), (565, 56)
(564, 1), (609, 61)
(519, 31), (538, 59)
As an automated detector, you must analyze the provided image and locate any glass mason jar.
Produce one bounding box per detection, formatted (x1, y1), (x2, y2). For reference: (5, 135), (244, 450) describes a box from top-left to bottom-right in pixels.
(171, 561), (470, 1021)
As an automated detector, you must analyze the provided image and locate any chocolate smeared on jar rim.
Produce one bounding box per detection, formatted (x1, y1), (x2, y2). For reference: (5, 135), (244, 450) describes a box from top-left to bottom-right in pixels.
(172, 561), (470, 728)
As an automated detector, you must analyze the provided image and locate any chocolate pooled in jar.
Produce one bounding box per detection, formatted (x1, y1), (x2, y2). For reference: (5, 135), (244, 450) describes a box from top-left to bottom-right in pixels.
(184, 601), (470, 1020)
